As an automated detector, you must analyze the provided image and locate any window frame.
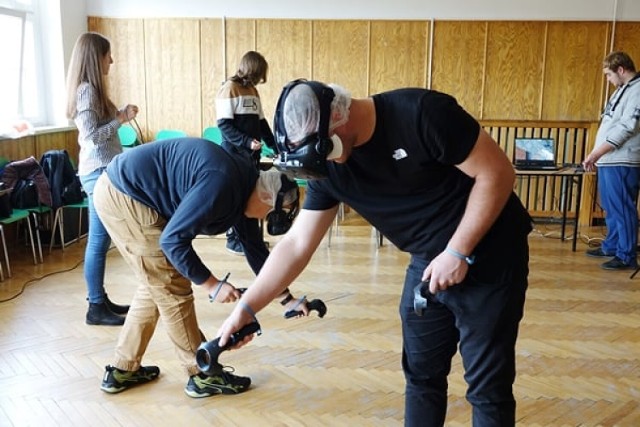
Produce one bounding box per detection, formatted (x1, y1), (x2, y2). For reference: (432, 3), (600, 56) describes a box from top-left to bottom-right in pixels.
(0, 0), (61, 129)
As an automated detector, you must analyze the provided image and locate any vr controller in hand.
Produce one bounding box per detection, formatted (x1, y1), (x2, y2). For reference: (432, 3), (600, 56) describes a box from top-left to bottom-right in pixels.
(196, 322), (261, 376)
(413, 280), (440, 316)
(237, 288), (327, 319)
(284, 298), (327, 319)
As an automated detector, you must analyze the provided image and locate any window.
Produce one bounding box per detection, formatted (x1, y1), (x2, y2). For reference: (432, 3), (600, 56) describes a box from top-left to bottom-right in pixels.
(0, 0), (65, 130)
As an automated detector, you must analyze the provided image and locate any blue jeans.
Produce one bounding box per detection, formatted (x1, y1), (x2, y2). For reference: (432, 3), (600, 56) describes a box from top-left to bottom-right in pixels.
(598, 166), (640, 265)
(400, 239), (528, 427)
(79, 168), (112, 304)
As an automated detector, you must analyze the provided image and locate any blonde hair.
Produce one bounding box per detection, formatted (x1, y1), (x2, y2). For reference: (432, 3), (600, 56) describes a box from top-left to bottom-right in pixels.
(65, 32), (116, 120)
(230, 51), (269, 87)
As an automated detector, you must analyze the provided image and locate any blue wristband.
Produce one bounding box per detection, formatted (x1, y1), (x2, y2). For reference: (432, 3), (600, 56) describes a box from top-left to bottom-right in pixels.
(239, 300), (260, 323)
(445, 247), (475, 265)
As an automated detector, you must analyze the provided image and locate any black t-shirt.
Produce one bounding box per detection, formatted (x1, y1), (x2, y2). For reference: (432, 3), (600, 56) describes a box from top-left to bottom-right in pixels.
(304, 88), (532, 265)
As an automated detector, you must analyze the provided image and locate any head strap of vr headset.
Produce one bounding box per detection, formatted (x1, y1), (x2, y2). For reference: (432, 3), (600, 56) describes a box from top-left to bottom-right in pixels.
(273, 80), (336, 180)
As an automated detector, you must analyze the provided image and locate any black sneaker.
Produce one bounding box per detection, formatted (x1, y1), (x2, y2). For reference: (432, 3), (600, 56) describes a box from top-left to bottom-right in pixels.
(184, 369), (251, 398)
(586, 248), (611, 258)
(226, 238), (244, 256)
(100, 365), (160, 394)
(601, 256), (638, 271)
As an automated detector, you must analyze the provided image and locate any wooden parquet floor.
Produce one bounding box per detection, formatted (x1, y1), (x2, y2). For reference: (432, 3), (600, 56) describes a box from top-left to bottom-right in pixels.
(0, 215), (638, 426)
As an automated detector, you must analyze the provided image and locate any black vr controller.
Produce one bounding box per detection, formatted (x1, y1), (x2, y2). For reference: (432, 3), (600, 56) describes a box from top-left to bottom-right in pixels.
(236, 288), (327, 319)
(196, 321), (261, 376)
(284, 298), (327, 319)
(413, 280), (439, 316)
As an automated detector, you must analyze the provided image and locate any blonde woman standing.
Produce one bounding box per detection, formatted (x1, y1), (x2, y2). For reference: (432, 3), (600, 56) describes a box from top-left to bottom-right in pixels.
(66, 32), (137, 326)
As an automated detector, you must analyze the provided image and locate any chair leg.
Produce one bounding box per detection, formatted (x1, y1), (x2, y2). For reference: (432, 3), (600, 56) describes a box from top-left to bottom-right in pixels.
(24, 215), (38, 265)
(375, 228), (383, 248)
(0, 225), (10, 278)
(49, 208), (60, 253)
(49, 207), (66, 252)
(58, 208), (66, 250)
(338, 202), (345, 222)
(78, 207), (83, 241)
(29, 212), (44, 263)
(0, 225), (5, 281)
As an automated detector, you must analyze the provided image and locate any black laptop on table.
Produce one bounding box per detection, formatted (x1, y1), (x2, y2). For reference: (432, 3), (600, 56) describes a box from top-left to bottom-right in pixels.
(513, 137), (561, 171)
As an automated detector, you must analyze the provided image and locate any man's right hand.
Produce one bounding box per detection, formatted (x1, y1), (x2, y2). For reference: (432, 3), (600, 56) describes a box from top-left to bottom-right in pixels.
(211, 282), (242, 303)
(203, 276), (242, 303)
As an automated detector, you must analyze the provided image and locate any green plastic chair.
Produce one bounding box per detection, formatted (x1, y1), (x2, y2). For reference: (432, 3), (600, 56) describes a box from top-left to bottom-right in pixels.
(156, 129), (187, 140)
(0, 208), (41, 280)
(118, 125), (139, 149)
(261, 143), (276, 158)
(49, 197), (89, 253)
(202, 127), (222, 145)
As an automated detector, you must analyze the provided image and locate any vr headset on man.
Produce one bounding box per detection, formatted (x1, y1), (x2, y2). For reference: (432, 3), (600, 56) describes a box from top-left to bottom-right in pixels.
(263, 79), (344, 234)
(265, 173), (299, 235)
(272, 79), (343, 180)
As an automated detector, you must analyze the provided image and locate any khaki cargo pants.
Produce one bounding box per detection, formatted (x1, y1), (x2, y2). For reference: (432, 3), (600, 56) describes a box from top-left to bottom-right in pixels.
(93, 173), (203, 376)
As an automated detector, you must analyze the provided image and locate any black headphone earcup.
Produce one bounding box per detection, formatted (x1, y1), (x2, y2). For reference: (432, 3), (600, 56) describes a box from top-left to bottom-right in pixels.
(266, 210), (291, 236)
(315, 137), (334, 155)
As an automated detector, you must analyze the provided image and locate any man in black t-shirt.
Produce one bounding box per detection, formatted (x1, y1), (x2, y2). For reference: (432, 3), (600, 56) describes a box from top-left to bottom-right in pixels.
(218, 81), (532, 426)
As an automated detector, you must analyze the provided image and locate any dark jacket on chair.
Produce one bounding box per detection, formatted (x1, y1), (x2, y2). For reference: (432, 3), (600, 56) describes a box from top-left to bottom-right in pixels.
(40, 150), (78, 209)
(2, 157), (52, 207)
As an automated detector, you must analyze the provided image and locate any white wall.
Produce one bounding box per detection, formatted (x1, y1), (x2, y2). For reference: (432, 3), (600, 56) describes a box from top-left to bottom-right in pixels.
(59, 0), (88, 74)
(85, 0), (640, 21)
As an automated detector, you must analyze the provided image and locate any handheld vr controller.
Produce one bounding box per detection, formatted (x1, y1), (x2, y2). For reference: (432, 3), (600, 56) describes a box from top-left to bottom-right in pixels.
(196, 321), (261, 375)
(413, 281), (438, 316)
(284, 298), (327, 319)
(236, 288), (327, 320)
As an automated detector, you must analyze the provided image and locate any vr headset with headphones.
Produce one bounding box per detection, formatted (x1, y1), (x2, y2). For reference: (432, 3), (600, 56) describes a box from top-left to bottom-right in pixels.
(265, 174), (300, 235)
(273, 79), (335, 180)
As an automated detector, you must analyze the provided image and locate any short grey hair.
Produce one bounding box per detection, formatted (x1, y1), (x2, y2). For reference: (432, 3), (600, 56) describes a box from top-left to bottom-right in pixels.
(256, 169), (298, 206)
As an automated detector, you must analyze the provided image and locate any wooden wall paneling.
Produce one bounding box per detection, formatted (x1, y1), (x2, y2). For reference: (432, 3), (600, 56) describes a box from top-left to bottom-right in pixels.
(63, 129), (80, 165)
(256, 20), (313, 127)
(483, 21), (547, 120)
(0, 137), (35, 162)
(608, 22), (640, 115)
(200, 19), (225, 131)
(431, 21), (487, 119)
(143, 19), (202, 138)
(368, 20), (429, 95)
(224, 19), (256, 79)
(34, 132), (70, 161)
(88, 18), (148, 141)
(312, 20), (370, 98)
(579, 121), (601, 226)
(541, 22), (611, 121)
(612, 22), (640, 65)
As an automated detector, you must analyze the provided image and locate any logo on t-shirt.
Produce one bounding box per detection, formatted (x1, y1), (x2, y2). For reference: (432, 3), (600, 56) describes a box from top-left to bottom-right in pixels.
(242, 98), (258, 110)
(392, 148), (408, 160)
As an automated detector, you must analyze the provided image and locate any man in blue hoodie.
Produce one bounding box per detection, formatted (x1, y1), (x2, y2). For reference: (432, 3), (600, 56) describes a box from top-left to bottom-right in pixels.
(93, 137), (301, 398)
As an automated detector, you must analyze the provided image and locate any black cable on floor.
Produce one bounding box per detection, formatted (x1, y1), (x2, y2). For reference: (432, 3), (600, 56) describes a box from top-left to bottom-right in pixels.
(0, 256), (85, 303)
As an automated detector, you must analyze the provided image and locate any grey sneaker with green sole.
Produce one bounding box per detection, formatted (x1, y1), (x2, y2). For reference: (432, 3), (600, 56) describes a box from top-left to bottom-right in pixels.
(100, 365), (160, 394)
(184, 369), (251, 398)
